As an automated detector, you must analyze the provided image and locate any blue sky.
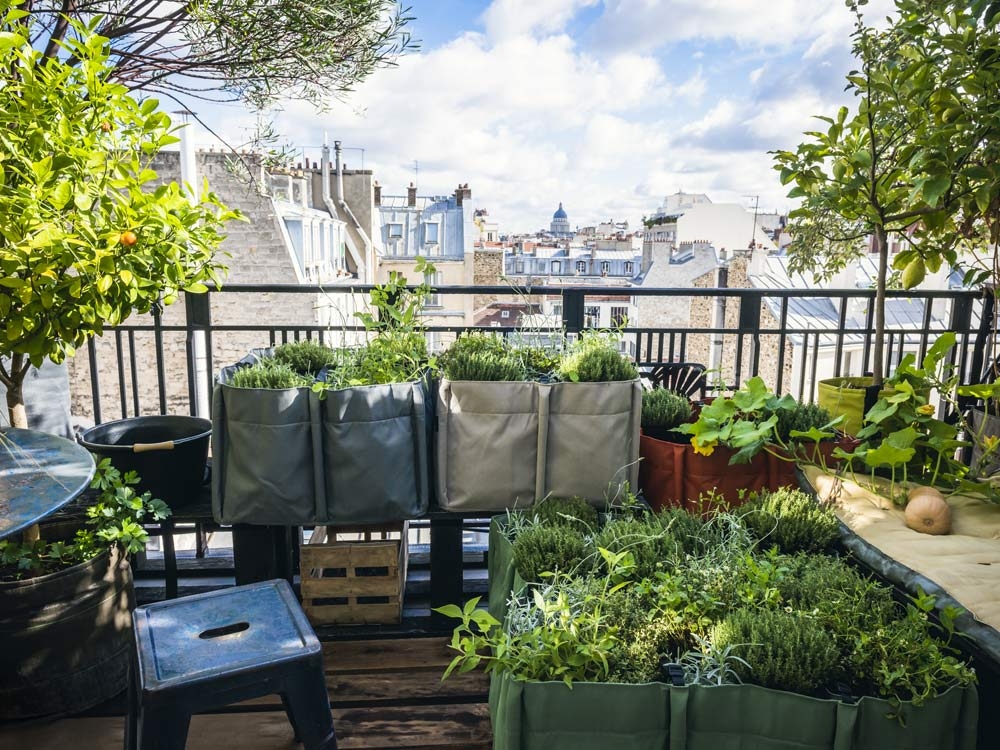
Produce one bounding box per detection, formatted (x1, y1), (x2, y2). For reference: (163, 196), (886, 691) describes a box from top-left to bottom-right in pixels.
(201, 0), (896, 232)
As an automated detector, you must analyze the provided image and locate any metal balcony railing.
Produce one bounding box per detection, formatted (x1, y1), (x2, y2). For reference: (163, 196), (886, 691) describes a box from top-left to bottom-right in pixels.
(78, 283), (996, 424)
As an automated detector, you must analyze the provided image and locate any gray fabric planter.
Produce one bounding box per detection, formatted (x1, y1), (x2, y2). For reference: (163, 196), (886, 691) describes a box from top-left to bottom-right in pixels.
(212, 351), (428, 525)
(490, 674), (978, 750)
(437, 379), (641, 511)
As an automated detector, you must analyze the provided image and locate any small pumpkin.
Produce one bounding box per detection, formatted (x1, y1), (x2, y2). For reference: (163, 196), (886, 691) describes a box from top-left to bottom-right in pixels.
(904, 488), (951, 535)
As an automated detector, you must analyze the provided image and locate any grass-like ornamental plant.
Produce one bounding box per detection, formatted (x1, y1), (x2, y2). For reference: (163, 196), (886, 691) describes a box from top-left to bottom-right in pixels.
(642, 388), (692, 431)
(272, 340), (338, 376)
(710, 608), (840, 694)
(228, 361), (313, 389)
(737, 487), (841, 554)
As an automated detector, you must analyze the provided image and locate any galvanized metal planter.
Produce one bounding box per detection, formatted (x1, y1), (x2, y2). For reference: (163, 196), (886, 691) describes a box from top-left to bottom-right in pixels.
(0, 547), (134, 719)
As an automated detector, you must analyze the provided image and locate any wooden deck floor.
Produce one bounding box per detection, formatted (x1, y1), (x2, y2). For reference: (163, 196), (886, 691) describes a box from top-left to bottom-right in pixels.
(0, 637), (491, 750)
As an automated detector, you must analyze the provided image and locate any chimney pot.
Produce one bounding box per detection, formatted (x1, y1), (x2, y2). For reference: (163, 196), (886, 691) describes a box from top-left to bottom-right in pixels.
(407, 184), (417, 207)
(374, 182), (382, 206)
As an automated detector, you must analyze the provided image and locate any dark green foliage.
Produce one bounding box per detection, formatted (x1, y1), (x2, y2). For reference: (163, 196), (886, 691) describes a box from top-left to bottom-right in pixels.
(439, 334), (526, 381)
(345, 331), (428, 385)
(530, 496), (599, 530)
(775, 553), (894, 630)
(769, 401), (833, 442)
(591, 516), (684, 579)
(272, 340), (338, 376)
(612, 618), (677, 683)
(738, 487), (841, 554)
(642, 388), (692, 430)
(711, 608), (840, 694)
(657, 508), (716, 557)
(229, 361), (313, 389)
(848, 597), (976, 706)
(518, 346), (561, 380)
(512, 525), (589, 582)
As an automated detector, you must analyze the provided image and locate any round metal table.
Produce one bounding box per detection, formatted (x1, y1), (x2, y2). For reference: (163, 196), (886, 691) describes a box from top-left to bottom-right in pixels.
(0, 428), (96, 540)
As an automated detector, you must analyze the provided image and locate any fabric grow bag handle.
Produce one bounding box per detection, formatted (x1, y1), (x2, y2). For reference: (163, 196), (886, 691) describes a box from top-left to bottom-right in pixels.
(132, 441), (175, 453)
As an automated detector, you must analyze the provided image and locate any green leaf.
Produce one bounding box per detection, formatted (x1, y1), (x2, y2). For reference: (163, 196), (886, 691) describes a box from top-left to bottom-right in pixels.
(921, 175), (951, 207)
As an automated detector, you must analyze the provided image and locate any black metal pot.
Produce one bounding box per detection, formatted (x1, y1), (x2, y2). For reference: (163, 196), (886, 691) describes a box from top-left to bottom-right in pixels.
(79, 415), (211, 508)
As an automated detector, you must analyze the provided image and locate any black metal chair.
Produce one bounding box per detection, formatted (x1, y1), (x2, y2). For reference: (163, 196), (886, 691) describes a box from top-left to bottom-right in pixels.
(644, 362), (708, 400)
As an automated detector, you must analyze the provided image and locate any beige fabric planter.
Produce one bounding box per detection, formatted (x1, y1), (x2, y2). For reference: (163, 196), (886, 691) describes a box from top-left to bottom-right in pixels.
(437, 378), (641, 511)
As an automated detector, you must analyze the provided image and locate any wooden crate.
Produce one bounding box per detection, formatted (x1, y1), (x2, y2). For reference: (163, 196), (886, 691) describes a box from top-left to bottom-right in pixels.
(300, 522), (408, 626)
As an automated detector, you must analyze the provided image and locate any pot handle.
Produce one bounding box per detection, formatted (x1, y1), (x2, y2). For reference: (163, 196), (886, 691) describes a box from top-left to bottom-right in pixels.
(133, 441), (176, 453)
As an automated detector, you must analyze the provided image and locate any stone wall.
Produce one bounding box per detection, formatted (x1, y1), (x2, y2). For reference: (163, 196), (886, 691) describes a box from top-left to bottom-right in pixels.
(686, 256), (794, 393)
(67, 151), (326, 424)
(472, 248), (505, 311)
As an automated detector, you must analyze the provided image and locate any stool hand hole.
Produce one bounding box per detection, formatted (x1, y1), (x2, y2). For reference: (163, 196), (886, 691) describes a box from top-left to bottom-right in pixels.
(199, 621), (251, 639)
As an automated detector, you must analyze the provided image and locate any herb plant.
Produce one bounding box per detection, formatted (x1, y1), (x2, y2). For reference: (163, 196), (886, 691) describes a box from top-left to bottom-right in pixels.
(641, 388), (692, 431)
(229, 360), (314, 389)
(440, 501), (976, 715)
(528, 495), (599, 530)
(0, 459), (171, 580)
(272, 340), (338, 376)
(556, 331), (638, 383)
(438, 334), (526, 381)
(511, 525), (589, 582)
(710, 607), (840, 694)
(737, 487), (841, 554)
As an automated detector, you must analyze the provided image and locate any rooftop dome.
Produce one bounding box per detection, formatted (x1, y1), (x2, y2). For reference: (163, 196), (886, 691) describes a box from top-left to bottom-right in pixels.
(553, 202), (568, 219)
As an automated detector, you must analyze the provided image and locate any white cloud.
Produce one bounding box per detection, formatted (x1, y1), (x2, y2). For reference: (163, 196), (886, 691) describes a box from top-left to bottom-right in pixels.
(193, 0), (896, 230)
(482, 0), (599, 41)
(596, 0), (900, 54)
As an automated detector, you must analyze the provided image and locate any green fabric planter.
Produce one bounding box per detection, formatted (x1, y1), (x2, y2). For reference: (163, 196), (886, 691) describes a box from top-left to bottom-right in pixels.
(489, 674), (979, 750)
(487, 518), (525, 623)
(211, 350), (429, 525)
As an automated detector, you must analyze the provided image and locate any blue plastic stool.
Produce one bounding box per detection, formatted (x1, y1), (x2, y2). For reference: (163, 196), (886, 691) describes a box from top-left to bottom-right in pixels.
(125, 579), (336, 750)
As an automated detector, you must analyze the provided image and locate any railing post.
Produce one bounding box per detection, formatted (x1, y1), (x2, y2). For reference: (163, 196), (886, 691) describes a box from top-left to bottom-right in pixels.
(963, 291), (988, 385)
(185, 293), (213, 418)
(562, 289), (585, 334)
(736, 291), (762, 382)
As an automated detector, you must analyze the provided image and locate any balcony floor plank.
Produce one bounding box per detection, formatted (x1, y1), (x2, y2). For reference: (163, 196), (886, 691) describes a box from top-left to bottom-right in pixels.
(0, 636), (490, 750)
(1, 705), (492, 750)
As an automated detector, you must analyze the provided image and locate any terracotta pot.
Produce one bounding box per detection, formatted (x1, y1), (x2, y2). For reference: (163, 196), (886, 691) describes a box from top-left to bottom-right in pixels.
(683, 446), (769, 512)
(639, 433), (688, 512)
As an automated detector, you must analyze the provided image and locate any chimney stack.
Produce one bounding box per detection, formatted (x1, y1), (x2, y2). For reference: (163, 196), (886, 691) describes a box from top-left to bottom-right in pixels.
(373, 180), (381, 206)
(455, 183), (472, 206)
(407, 183), (417, 207)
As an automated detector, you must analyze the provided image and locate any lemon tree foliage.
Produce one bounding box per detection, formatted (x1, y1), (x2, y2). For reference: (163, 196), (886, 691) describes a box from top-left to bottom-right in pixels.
(0, 7), (240, 426)
(773, 0), (1000, 385)
(22, 0), (414, 109)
